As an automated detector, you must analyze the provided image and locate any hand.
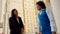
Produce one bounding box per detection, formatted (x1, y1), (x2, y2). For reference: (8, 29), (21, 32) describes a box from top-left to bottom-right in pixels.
(21, 28), (24, 34)
(36, 32), (40, 34)
(39, 32), (42, 34)
(52, 32), (56, 34)
(21, 28), (24, 32)
(37, 30), (42, 34)
(37, 32), (42, 34)
(40, 29), (42, 34)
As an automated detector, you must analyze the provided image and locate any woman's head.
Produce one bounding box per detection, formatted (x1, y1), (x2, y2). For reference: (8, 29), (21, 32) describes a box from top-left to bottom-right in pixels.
(36, 1), (46, 11)
(11, 9), (18, 17)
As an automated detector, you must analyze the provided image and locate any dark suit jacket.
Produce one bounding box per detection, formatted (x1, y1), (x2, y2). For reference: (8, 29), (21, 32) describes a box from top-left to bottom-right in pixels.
(9, 17), (24, 34)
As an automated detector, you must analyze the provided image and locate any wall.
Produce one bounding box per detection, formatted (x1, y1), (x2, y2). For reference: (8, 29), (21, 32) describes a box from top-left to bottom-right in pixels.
(50, 0), (60, 33)
(0, 0), (3, 34)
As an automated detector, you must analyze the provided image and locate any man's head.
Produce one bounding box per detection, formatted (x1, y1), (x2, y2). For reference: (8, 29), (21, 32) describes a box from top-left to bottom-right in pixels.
(36, 1), (46, 11)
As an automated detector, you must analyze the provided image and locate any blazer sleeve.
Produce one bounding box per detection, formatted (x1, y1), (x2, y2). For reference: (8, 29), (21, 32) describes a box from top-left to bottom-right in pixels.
(9, 18), (13, 30)
(19, 17), (24, 29)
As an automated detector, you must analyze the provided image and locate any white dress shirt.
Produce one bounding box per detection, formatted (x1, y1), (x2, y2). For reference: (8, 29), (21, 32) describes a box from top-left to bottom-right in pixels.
(17, 18), (20, 24)
(46, 9), (57, 32)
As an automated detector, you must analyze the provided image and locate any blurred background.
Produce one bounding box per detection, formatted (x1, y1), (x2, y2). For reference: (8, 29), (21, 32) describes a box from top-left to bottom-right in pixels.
(0, 0), (60, 34)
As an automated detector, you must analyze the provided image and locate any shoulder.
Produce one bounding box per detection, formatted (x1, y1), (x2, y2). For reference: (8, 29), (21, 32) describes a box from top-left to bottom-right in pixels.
(9, 17), (12, 20)
(42, 9), (46, 15)
(9, 17), (13, 21)
(18, 16), (22, 19)
(38, 13), (40, 16)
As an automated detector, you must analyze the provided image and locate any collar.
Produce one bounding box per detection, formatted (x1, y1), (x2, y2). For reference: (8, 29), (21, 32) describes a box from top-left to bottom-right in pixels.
(39, 9), (46, 14)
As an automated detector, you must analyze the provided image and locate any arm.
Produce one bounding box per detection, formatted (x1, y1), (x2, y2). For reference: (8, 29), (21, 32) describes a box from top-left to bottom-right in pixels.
(20, 18), (24, 29)
(37, 21), (42, 34)
(46, 9), (57, 34)
(9, 18), (13, 30)
(37, 14), (42, 34)
(19, 17), (24, 32)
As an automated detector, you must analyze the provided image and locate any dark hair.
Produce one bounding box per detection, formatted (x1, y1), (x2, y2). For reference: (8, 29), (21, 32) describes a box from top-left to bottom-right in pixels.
(11, 9), (17, 17)
(36, 1), (46, 9)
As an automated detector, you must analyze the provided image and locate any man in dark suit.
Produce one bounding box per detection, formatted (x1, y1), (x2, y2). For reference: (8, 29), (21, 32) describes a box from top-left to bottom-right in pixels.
(9, 9), (24, 34)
